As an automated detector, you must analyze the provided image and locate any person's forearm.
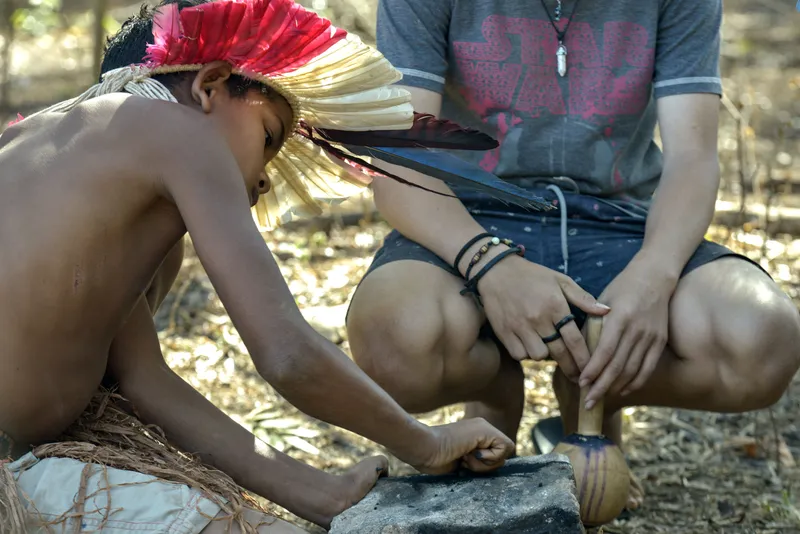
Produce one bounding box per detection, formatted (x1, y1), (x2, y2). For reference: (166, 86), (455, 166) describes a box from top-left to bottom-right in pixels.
(372, 164), (498, 276)
(637, 154), (720, 281)
(118, 364), (344, 524)
(256, 324), (435, 465)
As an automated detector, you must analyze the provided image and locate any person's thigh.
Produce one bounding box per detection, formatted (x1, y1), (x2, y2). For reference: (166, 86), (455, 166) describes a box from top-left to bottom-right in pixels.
(531, 194), (773, 329)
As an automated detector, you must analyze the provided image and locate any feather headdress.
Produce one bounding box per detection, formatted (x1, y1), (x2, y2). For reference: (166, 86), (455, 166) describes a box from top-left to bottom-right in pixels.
(7, 0), (552, 229)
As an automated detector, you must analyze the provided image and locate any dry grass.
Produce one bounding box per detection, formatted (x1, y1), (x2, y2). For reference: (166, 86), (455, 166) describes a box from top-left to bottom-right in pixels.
(153, 219), (800, 534)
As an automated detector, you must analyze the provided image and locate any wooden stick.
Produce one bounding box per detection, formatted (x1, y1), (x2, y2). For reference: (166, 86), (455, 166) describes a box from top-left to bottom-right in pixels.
(577, 316), (604, 437)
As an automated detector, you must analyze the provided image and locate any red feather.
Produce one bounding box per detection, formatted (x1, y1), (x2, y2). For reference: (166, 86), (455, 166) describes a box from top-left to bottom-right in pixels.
(314, 112), (499, 151)
(145, 0), (347, 79)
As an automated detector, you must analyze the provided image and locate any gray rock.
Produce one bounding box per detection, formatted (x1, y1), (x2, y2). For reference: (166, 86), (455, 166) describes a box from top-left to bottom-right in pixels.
(330, 454), (585, 534)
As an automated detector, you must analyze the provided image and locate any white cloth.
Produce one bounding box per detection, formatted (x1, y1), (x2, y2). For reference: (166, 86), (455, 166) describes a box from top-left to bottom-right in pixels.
(7, 452), (223, 533)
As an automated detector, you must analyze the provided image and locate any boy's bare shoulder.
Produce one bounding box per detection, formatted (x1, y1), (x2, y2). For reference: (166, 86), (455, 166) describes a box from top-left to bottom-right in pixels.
(54, 94), (238, 194)
(93, 95), (220, 152)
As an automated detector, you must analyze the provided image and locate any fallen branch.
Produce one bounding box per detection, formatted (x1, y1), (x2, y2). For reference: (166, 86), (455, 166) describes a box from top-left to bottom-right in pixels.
(713, 200), (800, 235)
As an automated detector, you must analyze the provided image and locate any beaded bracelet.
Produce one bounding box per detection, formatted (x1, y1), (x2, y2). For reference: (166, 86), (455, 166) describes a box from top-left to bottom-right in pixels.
(464, 236), (523, 281)
(460, 246), (524, 297)
(453, 232), (493, 275)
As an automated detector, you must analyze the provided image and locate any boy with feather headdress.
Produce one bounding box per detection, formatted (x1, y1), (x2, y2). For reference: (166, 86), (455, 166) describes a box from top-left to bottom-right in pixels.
(0, 0), (517, 531)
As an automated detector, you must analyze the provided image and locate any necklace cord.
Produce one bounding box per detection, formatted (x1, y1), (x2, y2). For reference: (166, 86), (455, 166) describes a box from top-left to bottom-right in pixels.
(539, 0), (582, 42)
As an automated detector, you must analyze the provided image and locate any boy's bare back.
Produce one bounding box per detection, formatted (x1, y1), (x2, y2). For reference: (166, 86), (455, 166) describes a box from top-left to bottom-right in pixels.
(0, 2), (519, 529)
(0, 94), (206, 453)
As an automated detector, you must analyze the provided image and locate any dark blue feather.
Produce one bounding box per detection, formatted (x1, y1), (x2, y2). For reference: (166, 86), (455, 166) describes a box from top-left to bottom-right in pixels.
(342, 144), (554, 211)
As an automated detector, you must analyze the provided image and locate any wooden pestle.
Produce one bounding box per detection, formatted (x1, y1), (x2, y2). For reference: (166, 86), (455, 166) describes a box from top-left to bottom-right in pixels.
(552, 315), (630, 526)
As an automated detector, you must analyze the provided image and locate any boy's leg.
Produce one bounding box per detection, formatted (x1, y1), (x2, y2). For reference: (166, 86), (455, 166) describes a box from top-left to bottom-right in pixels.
(346, 232), (525, 442)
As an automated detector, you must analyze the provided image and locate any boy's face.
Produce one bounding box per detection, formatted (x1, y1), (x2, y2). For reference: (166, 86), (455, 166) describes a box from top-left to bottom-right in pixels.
(215, 88), (293, 206)
(192, 63), (293, 206)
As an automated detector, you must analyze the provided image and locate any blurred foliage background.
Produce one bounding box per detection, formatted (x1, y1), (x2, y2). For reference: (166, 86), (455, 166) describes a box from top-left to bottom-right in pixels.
(1, 1), (800, 532)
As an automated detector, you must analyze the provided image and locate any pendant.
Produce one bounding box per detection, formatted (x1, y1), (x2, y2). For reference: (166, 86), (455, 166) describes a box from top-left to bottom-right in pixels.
(557, 42), (568, 77)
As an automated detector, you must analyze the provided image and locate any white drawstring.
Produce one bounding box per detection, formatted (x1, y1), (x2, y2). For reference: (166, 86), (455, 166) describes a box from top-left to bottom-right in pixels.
(546, 184), (569, 275)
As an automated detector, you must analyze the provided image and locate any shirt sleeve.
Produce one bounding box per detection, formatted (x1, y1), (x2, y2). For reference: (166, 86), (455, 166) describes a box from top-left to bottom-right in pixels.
(376, 0), (453, 94)
(652, 0), (723, 99)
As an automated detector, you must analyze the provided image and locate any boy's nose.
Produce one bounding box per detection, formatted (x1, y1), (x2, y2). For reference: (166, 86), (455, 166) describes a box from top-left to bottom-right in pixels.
(258, 171), (271, 194)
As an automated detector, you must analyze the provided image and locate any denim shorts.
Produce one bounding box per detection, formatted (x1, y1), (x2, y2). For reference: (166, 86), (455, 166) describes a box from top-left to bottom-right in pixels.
(355, 183), (768, 332)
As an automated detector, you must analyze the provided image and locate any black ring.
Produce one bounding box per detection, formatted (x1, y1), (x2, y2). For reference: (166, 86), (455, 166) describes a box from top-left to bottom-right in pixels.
(541, 331), (562, 344)
(554, 313), (576, 331)
(541, 314), (576, 344)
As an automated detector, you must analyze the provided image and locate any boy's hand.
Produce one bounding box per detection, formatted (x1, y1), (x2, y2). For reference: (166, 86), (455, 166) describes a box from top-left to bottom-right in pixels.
(476, 253), (611, 380)
(408, 418), (516, 475)
(314, 418), (515, 527)
(314, 456), (389, 529)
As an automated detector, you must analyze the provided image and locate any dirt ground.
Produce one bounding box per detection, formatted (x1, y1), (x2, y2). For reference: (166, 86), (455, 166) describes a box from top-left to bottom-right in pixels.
(153, 218), (800, 534)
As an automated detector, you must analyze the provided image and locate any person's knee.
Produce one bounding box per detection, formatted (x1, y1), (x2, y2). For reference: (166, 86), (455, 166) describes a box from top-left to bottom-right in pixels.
(347, 276), (443, 402)
(690, 287), (800, 412)
(347, 263), (483, 411)
(718, 293), (800, 410)
(671, 262), (800, 412)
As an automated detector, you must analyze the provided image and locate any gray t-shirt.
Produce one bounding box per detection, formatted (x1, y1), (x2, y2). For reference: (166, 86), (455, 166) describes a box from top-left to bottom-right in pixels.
(376, 0), (723, 202)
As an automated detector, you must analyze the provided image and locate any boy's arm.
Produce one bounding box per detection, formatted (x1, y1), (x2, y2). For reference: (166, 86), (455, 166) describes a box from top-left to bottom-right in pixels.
(154, 114), (513, 475)
(107, 297), (385, 529)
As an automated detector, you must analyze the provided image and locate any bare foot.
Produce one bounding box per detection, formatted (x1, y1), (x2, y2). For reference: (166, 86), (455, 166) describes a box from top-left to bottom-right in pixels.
(551, 367), (645, 511)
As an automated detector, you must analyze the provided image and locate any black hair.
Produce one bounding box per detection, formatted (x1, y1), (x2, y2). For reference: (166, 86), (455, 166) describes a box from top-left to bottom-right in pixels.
(100, 0), (269, 98)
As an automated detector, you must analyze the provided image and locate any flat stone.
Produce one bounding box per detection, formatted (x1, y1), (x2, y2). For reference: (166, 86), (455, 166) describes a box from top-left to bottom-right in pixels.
(330, 454), (585, 534)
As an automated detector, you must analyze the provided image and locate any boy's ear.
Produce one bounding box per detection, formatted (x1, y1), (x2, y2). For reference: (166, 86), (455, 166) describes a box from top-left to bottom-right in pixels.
(191, 61), (233, 113)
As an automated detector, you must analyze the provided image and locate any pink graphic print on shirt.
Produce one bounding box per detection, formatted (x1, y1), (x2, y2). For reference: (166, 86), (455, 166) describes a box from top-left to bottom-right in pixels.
(452, 16), (655, 176)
